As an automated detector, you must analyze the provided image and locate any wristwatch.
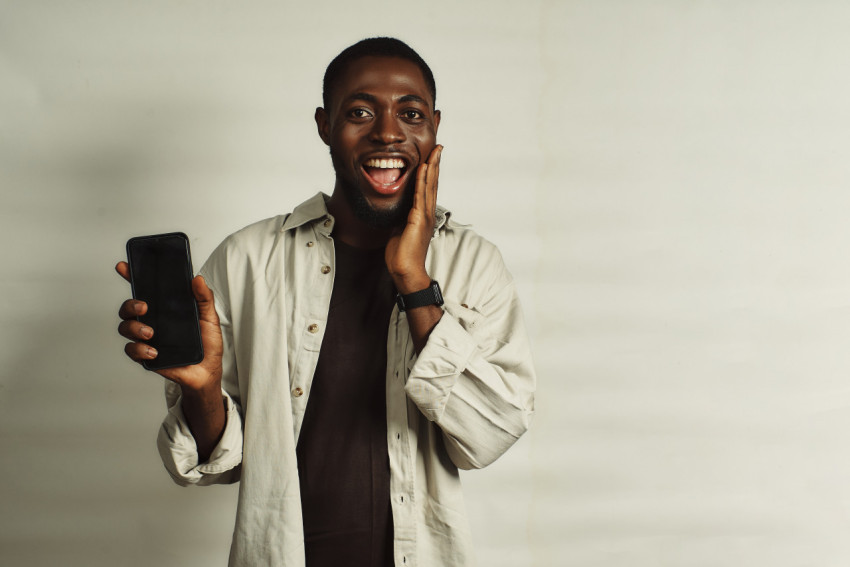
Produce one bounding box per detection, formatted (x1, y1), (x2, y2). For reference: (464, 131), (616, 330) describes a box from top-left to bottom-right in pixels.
(396, 281), (444, 312)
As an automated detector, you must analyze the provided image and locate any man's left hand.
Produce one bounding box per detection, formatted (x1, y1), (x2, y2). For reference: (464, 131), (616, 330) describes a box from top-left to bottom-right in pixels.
(385, 144), (443, 294)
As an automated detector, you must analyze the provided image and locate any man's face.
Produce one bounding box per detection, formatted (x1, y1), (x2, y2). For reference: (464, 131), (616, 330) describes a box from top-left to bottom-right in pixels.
(317, 56), (440, 229)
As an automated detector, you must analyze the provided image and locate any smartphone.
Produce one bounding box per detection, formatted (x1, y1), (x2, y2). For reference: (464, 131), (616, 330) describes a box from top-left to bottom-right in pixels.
(126, 232), (204, 370)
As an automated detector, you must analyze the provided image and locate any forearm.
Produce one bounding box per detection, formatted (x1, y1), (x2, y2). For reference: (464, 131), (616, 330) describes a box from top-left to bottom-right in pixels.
(405, 304), (443, 354)
(180, 383), (227, 463)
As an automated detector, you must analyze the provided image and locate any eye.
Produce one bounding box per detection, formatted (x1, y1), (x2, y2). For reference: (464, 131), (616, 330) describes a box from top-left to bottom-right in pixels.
(401, 109), (424, 121)
(348, 108), (373, 120)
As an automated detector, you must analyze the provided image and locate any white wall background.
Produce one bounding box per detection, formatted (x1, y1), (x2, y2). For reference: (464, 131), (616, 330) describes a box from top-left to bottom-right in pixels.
(2, 1), (850, 566)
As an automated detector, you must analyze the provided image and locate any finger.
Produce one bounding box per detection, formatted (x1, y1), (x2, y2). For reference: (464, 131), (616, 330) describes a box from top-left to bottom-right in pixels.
(425, 145), (442, 213)
(118, 298), (147, 320)
(117, 319), (154, 340)
(424, 146), (441, 194)
(124, 341), (158, 363)
(413, 163), (428, 214)
(115, 261), (131, 283)
(192, 275), (220, 325)
(425, 144), (443, 167)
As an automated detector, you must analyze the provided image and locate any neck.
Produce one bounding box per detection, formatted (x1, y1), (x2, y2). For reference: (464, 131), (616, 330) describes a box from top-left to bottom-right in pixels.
(326, 188), (394, 249)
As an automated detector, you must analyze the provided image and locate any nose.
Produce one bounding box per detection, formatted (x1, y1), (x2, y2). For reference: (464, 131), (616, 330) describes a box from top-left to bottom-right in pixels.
(369, 111), (405, 145)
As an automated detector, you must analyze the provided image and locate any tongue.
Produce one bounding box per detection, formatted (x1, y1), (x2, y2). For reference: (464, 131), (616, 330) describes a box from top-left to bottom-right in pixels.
(366, 167), (402, 185)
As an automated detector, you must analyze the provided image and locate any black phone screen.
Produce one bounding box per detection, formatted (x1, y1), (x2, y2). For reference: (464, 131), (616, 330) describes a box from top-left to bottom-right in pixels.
(126, 232), (204, 370)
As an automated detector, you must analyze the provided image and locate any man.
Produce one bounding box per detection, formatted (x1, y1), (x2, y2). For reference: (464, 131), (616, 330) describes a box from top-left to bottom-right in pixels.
(116, 37), (535, 567)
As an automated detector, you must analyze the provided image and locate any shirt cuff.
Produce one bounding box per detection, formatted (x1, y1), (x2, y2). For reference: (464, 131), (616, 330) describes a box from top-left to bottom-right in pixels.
(156, 391), (243, 485)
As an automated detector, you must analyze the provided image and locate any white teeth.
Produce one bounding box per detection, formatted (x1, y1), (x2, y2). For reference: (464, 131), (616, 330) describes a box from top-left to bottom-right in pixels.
(365, 158), (405, 168)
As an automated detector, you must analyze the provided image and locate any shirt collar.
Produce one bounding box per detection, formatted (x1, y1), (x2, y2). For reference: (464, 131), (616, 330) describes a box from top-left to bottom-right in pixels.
(280, 192), (452, 234)
(280, 192), (332, 232)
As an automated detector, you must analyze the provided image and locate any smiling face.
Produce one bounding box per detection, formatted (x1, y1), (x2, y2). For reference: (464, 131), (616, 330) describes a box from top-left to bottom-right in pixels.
(317, 56), (440, 229)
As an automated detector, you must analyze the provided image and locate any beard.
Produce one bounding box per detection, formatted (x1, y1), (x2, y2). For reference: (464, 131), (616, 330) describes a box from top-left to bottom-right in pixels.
(331, 150), (416, 230)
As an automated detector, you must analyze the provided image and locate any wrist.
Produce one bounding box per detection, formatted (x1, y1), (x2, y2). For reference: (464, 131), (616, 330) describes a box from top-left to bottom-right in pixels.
(396, 280), (444, 313)
(180, 379), (222, 403)
(392, 271), (432, 295)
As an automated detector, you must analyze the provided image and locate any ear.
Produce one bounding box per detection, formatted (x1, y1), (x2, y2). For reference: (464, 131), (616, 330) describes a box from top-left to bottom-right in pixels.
(433, 109), (441, 134)
(315, 107), (331, 146)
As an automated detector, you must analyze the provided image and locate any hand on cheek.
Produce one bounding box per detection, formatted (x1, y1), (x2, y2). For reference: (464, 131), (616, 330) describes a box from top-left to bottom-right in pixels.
(385, 145), (443, 294)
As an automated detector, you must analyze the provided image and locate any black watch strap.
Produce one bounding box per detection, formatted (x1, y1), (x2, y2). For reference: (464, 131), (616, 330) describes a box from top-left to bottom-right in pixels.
(396, 281), (444, 312)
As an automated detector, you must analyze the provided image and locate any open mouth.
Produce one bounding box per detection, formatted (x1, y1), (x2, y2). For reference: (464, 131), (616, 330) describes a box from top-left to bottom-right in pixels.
(362, 157), (410, 195)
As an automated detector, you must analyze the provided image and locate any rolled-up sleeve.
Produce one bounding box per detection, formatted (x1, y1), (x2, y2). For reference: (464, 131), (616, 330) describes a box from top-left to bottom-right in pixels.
(404, 271), (536, 470)
(156, 385), (243, 486)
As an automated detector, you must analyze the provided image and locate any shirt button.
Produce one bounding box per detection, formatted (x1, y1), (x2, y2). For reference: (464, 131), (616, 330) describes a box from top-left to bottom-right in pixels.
(323, 219), (332, 227)
(308, 324), (319, 333)
(306, 241), (314, 247)
(461, 303), (469, 309)
(321, 265), (331, 274)
(292, 387), (304, 397)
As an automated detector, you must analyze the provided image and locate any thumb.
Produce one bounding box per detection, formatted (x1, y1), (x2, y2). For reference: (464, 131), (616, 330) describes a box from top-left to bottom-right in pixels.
(192, 275), (219, 324)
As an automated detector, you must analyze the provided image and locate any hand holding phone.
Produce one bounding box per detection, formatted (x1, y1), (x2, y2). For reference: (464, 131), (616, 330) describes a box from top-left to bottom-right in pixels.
(116, 233), (224, 392)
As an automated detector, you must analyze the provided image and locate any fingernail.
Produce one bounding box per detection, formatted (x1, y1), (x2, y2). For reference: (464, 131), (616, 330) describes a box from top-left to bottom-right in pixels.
(141, 326), (153, 339)
(147, 347), (158, 358)
(134, 302), (144, 314)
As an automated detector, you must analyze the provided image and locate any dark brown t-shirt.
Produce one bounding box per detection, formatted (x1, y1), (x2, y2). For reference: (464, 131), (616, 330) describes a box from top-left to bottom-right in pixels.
(296, 238), (396, 567)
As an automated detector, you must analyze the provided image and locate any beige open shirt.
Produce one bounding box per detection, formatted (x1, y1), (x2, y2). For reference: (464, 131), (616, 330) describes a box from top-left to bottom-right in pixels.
(156, 193), (536, 566)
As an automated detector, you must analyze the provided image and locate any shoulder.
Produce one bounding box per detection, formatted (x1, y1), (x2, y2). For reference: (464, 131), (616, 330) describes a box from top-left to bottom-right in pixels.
(216, 215), (289, 257)
(199, 216), (287, 282)
(198, 215), (287, 305)
(430, 210), (513, 293)
(435, 211), (504, 265)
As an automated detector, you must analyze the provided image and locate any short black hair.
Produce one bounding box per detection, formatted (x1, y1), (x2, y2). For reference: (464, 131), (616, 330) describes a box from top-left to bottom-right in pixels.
(322, 37), (437, 110)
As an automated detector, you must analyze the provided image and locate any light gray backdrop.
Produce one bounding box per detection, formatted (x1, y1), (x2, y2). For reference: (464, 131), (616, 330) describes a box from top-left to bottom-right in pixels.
(2, 1), (850, 566)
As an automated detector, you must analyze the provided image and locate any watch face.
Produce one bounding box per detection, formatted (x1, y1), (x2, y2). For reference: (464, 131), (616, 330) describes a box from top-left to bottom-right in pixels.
(431, 281), (444, 306)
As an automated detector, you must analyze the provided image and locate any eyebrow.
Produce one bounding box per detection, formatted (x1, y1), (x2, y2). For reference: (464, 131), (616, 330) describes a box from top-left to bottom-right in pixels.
(398, 94), (428, 105)
(345, 92), (378, 104)
(343, 92), (430, 106)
